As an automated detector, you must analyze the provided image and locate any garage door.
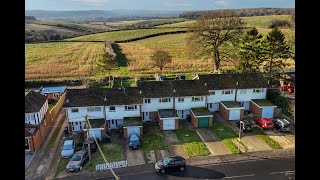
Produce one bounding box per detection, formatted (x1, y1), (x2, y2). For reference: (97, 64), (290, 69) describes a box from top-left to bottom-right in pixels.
(127, 127), (140, 138)
(229, 109), (241, 120)
(198, 117), (209, 128)
(88, 129), (102, 140)
(163, 119), (175, 130)
(262, 107), (274, 118)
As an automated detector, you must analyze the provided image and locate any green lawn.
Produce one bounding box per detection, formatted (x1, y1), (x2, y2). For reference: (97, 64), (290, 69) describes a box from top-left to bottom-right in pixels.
(54, 158), (69, 177)
(86, 143), (123, 171)
(175, 129), (210, 157)
(45, 114), (65, 152)
(113, 80), (136, 88)
(211, 122), (240, 154)
(48, 103), (56, 111)
(141, 133), (168, 151)
(252, 127), (282, 149)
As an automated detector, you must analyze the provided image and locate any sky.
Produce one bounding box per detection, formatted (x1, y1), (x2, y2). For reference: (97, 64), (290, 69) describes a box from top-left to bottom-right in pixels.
(25, 0), (295, 11)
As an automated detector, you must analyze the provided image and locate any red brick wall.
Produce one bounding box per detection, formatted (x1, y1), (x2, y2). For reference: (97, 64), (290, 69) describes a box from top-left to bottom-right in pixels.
(190, 111), (198, 128)
(159, 119), (163, 130)
(27, 138), (35, 151)
(175, 118), (179, 129)
(140, 127), (144, 137)
(209, 116), (214, 127)
(32, 129), (42, 151)
(123, 128), (128, 138)
(240, 109), (244, 120)
(250, 101), (262, 117)
(219, 103), (229, 120)
(272, 107), (276, 118)
(152, 112), (159, 121)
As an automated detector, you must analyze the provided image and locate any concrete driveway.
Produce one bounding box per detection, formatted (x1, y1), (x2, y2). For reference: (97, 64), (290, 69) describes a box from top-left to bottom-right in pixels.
(264, 130), (295, 149)
(197, 128), (230, 155)
(162, 131), (189, 159)
(125, 142), (145, 166)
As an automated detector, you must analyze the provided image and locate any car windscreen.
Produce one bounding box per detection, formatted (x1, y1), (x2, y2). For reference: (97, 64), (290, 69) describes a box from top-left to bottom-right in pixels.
(283, 123), (290, 128)
(129, 135), (139, 142)
(63, 144), (73, 150)
(71, 155), (81, 161)
(163, 158), (170, 165)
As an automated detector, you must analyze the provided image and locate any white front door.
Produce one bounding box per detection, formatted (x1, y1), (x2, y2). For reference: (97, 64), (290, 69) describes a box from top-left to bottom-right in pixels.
(143, 112), (151, 121)
(208, 103), (219, 112)
(177, 110), (184, 119)
(229, 109), (241, 120)
(243, 101), (250, 110)
(163, 119), (175, 130)
(109, 119), (117, 129)
(127, 127), (140, 138)
(71, 121), (84, 131)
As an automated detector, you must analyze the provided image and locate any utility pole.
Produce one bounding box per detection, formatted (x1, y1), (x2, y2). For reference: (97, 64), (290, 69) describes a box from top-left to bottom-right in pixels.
(85, 114), (91, 163)
(237, 121), (243, 154)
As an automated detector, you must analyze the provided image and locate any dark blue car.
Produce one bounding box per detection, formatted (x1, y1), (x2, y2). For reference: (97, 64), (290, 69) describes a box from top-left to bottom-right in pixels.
(129, 133), (141, 150)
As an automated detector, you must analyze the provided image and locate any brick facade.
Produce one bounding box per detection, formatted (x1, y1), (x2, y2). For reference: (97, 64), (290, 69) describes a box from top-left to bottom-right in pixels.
(190, 111), (198, 128)
(219, 103), (229, 120)
(26, 128), (42, 151)
(250, 101), (262, 117)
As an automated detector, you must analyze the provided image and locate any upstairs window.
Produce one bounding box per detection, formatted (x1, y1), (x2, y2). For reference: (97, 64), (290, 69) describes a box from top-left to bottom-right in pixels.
(178, 97), (184, 103)
(209, 90), (215, 95)
(222, 90), (233, 95)
(192, 96), (203, 102)
(87, 107), (101, 112)
(240, 89), (246, 94)
(253, 89), (264, 93)
(159, 98), (171, 103)
(109, 106), (116, 111)
(71, 108), (78, 113)
(125, 105), (137, 111)
(144, 99), (151, 103)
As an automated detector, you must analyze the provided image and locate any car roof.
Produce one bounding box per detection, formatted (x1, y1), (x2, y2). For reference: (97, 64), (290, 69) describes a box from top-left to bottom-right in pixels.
(64, 140), (74, 145)
(261, 118), (272, 122)
(74, 150), (87, 155)
(276, 118), (290, 124)
(168, 156), (184, 160)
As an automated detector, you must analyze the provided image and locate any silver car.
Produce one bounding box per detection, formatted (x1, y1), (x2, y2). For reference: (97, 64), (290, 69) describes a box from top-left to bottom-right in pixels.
(65, 150), (89, 172)
(61, 140), (75, 158)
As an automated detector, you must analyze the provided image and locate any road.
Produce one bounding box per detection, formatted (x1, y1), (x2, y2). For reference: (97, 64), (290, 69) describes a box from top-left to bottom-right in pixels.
(55, 156), (294, 180)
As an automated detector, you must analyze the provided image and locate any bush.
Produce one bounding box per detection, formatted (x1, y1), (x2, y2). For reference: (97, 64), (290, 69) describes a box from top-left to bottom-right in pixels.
(268, 19), (292, 28)
(267, 90), (292, 117)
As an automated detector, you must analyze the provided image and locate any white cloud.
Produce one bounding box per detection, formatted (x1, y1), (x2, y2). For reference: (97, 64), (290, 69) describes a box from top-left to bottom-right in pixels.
(65, 0), (109, 6)
(214, 0), (228, 7)
(163, 2), (192, 8)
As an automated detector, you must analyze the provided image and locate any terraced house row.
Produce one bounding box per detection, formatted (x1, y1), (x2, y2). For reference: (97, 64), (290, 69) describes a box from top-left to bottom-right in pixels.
(64, 73), (277, 140)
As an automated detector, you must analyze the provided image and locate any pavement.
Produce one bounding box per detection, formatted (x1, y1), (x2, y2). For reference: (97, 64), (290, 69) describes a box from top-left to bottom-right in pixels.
(163, 131), (189, 159)
(196, 128), (231, 155)
(25, 110), (66, 180)
(54, 148), (295, 180)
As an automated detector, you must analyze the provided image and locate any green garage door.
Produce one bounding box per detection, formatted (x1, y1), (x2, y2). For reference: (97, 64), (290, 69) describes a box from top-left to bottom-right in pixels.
(198, 117), (209, 128)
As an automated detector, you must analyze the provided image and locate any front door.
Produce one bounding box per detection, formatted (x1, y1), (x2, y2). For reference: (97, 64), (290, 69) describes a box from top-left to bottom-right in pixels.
(177, 110), (184, 119)
(109, 119), (116, 129)
(143, 112), (151, 121)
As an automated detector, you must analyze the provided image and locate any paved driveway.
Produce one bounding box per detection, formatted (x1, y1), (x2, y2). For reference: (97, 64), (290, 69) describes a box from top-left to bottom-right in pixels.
(241, 135), (273, 151)
(197, 128), (230, 155)
(264, 130), (295, 149)
(162, 131), (189, 159)
(125, 142), (145, 166)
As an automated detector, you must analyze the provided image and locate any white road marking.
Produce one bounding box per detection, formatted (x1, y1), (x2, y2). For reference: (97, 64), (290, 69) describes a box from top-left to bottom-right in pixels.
(269, 171), (295, 175)
(223, 174), (255, 179)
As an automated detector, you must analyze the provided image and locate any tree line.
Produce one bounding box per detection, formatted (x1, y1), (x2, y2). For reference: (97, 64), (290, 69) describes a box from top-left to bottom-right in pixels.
(179, 8), (294, 20)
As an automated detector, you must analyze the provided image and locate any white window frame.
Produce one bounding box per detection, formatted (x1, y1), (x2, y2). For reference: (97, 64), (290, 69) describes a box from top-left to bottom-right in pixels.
(144, 99), (151, 103)
(178, 97), (184, 103)
(159, 98), (171, 103)
(109, 106), (116, 111)
(53, 93), (59, 99)
(71, 108), (79, 113)
(253, 89), (264, 93)
(222, 90), (233, 95)
(192, 96), (204, 102)
(240, 89), (246, 94)
(125, 105), (137, 111)
(209, 90), (215, 95)
(87, 107), (101, 112)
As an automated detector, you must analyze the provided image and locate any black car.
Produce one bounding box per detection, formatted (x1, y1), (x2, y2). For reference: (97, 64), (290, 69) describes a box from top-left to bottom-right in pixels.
(129, 133), (141, 150)
(155, 156), (186, 173)
(236, 120), (253, 132)
(65, 150), (89, 172)
(272, 118), (291, 132)
(82, 138), (98, 152)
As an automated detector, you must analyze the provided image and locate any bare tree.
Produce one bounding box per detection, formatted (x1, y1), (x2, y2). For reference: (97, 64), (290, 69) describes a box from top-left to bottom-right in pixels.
(150, 50), (172, 75)
(187, 11), (246, 72)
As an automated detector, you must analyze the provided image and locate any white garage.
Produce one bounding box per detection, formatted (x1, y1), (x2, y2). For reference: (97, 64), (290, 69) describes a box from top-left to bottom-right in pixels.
(126, 126), (141, 138)
(229, 109), (241, 120)
(88, 129), (102, 140)
(123, 117), (143, 138)
(250, 99), (277, 119)
(262, 107), (275, 118)
(163, 119), (175, 130)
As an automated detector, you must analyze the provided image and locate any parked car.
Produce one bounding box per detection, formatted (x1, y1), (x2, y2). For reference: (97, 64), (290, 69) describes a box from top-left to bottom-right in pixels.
(236, 120), (253, 132)
(129, 133), (141, 150)
(272, 118), (291, 132)
(155, 156), (186, 174)
(254, 117), (274, 130)
(65, 150), (89, 172)
(61, 140), (75, 158)
(82, 138), (98, 152)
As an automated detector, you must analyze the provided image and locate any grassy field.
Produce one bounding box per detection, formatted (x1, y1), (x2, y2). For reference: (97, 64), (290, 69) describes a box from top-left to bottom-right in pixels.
(67, 28), (185, 41)
(252, 127), (282, 149)
(86, 143), (123, 171)
(175, 129), (210, 157)
(211, 122), (240, 154)
(25, 42), (106, 81)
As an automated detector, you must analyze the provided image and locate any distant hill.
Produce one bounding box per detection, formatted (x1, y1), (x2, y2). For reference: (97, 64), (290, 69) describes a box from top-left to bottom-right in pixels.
(25, 10), (183, 21)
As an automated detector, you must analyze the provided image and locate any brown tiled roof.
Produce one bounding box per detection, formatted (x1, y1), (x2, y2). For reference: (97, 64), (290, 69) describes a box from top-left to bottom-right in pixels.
(137, 80), (209, 98)
(198, 73), (270, 90)
(25, 90), (48, 113)
(64, 87), (143, 107)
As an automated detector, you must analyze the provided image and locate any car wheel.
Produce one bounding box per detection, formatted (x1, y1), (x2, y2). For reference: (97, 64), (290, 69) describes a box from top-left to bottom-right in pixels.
(161, 169), (165, 174)
(79, 165), (83, 171)
(180, 167), (185, 171)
